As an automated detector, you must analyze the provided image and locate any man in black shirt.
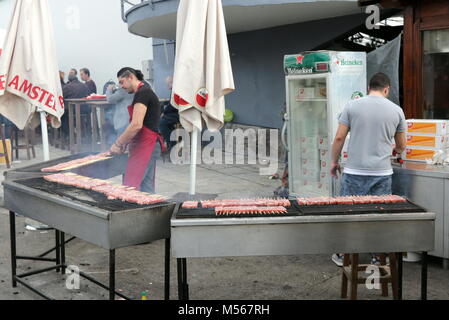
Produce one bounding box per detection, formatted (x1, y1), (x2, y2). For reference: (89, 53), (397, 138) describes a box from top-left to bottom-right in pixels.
(80, 68), (97, 95)
(61, 72), (89, 138)
(110, 67), (164, 193)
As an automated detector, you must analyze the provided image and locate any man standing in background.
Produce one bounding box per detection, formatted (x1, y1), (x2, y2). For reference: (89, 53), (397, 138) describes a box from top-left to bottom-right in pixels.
(330, 72), (407, 267)
(80, 68), (97, 95)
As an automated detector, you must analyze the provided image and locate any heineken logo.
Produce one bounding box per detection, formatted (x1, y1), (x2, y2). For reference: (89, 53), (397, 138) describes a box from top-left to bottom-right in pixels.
(286, 67), (313, 74)
(195, 88), (209, 108)
(339, 59), (363, 66)
(296, 55), (304, 64)
(351, 91), (364, 100)
(173, 93), (189, 107)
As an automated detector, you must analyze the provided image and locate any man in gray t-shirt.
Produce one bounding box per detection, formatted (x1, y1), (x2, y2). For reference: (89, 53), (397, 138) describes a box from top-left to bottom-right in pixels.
(329, 72), (407, 267)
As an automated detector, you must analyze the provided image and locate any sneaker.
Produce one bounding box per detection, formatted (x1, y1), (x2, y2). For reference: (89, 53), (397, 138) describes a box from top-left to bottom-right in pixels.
(370, 255), (390, 265)
(332, 253), (344, 267)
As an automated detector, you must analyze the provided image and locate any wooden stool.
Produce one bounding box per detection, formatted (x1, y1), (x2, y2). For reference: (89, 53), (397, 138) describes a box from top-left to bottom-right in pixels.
(10, 126), (36, 161)
(341, 253), (399, 300)
(0, 124), (11, 168)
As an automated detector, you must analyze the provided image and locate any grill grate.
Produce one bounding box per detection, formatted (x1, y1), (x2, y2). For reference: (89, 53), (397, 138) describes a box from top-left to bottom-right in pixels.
(16, 177), (170, 212)
(176, 200), (426, 219)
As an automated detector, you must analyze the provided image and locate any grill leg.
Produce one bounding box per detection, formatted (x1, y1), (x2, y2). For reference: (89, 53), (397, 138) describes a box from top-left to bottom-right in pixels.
(165, 238), (170, 300)
(182, 258), (189, 300)
(109, 249), (116, 301)
(9, 211), (17, 288)
(421, 251), (428, 300)
(397, 252), (403, 300)
(55, 230), (60, 273)
(177, 258), (183, 300)
(60, 232), (66, 274)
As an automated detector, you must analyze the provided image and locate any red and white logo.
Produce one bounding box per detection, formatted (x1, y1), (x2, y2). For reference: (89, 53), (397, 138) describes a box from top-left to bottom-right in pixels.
(407, 123), (413, 129)
(195, 88), (209, 108)
(296, 55), (304, 64)
(406, 149), (412, 154)
(173, 93), (189, 107)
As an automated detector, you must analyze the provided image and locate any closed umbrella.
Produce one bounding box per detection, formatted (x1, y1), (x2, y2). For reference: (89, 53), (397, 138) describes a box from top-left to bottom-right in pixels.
(0, 0), (64, 161)
(171, 0), (235, 195)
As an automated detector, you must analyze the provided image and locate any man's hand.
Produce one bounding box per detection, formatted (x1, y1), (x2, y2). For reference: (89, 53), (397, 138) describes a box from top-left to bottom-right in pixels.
(110, 143), (123, 155)
(107, 84), (115, 92)
(330, 161), (341, 178)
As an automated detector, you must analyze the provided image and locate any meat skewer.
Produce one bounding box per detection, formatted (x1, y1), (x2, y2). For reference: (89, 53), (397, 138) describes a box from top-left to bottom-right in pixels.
(44, 173), (168, 205)
(41, 152), (113, 172)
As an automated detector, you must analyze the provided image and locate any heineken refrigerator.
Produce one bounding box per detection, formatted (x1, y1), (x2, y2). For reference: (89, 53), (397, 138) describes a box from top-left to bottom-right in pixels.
(283, 51), (367, 198)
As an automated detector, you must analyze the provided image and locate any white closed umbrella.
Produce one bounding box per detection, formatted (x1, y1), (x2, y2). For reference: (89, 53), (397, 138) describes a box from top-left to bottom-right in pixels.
(0, 0), (64, 161)
(171, 0), (235, 196)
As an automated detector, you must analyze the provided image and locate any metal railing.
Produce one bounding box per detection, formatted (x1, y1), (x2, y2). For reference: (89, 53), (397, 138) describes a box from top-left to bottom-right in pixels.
(121, 0), (170, 22)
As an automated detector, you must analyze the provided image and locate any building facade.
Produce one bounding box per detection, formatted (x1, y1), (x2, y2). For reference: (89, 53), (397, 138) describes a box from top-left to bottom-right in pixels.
(122, 0), (381, 129)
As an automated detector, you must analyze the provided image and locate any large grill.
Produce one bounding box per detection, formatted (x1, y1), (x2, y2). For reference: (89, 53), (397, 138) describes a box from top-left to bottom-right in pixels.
(16, 177), (171, 212)
(3, 152), (175, 300)
(175, 200), (426, 219)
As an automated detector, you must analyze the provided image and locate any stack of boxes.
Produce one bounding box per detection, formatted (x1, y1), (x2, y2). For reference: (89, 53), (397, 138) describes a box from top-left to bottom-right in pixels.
(402, 120), (449, 162)
(318, 136), (330, 193)
(299, 136), (320, 188)
(298, 134), (331, 193)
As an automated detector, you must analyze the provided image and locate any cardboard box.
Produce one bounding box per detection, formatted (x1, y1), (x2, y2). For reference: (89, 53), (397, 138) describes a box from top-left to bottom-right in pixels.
(319, 170), (332, 185)
(301, 158), (320, 170)
(299, 136), (318, 148)
(300, 147), (320, 160)
(318, 136), (329, 149)
(320, 159), (330, 170)
(406, 134), (448, 148)
(406, 119), (448, 136)
(0, 139), (12, 164)
(296, 87), (315, 100)
(301, 168), (320, 182)
(320, 149), (329, 160)
(402, 147), (447, 162)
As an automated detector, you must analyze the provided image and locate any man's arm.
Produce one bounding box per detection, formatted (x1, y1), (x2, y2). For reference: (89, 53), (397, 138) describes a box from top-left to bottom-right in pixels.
(106, 87), (122, 104)
(110, 102), (147, 154)
(330, 124), (349, 177)
(394, 131), (406, 154)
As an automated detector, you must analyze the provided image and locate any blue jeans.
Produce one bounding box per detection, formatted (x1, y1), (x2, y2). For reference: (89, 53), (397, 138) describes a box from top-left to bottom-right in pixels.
(140, 141), (161, 194)
(340, 173), (392, 196)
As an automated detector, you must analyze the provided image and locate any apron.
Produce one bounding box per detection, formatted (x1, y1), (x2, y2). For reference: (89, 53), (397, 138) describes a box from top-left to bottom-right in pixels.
(123, 82), (165, 190)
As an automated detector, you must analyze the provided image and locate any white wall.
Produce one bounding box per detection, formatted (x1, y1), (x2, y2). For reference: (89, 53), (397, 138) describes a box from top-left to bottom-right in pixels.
(0, 0), (153, 92)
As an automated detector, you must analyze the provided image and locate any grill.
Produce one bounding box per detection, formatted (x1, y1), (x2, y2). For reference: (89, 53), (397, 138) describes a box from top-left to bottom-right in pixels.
(175, 200), (426, 219)
(4, 154), (175, 300)
(17, 177), (170, 212)
(171, 201), (436, 300)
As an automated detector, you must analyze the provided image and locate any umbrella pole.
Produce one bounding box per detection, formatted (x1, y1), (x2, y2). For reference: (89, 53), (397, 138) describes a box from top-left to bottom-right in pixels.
(189, 128), (198, 196)
(39, 111), (50, 161)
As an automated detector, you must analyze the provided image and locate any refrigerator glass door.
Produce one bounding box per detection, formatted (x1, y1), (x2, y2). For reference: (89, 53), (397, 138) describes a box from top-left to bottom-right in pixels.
(287, 75), (330, 197)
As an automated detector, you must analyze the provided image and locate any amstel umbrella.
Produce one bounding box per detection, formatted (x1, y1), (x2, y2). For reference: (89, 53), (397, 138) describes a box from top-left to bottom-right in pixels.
(0, 0), (64, 160)
(171, 0), (235, 195)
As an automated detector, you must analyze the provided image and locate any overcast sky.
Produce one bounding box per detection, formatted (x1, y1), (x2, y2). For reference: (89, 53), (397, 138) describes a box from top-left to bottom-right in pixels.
(0, 0), (153, 93)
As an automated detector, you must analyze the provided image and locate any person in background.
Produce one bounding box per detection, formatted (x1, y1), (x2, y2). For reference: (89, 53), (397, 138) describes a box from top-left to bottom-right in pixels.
(59, 71), (65, 87)
(158, 76), (179, 151)
(109, 67), (164, 194)
(330, 72), (406, 267)
(80, 68), (97, 95)
(61, 70), (89, 141)
(105, 81), (135, 145)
